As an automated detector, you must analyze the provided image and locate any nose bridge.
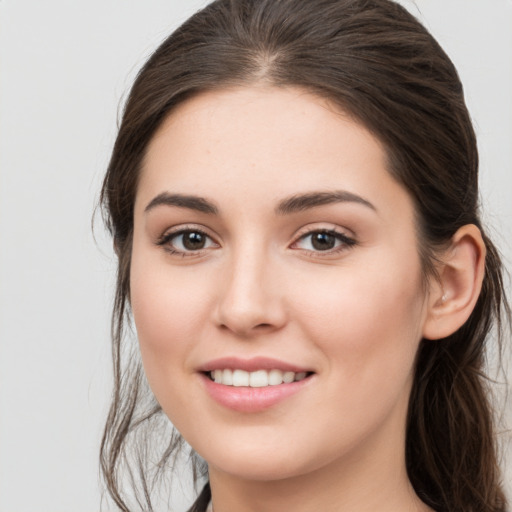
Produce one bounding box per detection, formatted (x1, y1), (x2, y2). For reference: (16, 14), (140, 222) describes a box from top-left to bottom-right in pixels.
(215, 238), (285, 336)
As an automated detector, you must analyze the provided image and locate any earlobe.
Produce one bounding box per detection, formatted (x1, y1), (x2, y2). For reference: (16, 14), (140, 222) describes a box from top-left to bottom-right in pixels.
(422, 224), (486, 340)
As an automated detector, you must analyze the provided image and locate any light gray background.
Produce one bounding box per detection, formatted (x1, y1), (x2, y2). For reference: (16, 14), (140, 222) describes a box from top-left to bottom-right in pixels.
(1, 1), (511, 511)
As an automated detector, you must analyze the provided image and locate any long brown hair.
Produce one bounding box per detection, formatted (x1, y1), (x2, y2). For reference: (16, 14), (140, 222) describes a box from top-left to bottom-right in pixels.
(100, 1), (510, 510)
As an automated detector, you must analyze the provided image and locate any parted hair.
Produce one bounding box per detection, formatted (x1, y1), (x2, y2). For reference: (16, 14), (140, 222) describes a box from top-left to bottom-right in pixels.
(100, 1), (510, 511)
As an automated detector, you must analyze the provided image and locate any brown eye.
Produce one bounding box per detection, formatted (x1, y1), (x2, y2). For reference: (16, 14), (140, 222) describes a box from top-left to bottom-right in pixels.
(311, 232), (336, 251)
(293, 229), (356, 253)
(181, 231), (207, 250)
(159, 229), (217, 254)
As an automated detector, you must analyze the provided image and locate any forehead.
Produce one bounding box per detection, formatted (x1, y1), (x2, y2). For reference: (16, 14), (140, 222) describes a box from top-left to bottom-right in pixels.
(136, 86), (412, 222)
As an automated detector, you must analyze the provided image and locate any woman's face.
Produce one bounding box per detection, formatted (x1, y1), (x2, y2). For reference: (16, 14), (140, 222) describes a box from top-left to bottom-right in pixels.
(131, 86), (431, 481)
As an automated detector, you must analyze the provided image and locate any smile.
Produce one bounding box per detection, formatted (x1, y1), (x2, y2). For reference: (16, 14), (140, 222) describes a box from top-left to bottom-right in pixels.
(209, 369), (310, 387)
(200, 359), (315, 412)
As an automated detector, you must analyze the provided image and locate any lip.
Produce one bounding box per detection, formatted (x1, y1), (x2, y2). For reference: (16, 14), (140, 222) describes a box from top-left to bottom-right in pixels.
(199, 356), (312, 373)
(200, 372), (314, 413)
(198, 357), (315, 413)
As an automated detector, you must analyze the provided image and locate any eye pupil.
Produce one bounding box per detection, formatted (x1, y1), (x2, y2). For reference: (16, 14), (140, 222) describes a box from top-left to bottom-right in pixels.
(312, 232), (336, 250)
(183, 231), (205, 250)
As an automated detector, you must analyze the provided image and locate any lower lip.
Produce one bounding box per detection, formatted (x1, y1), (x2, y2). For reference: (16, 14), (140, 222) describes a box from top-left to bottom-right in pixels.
(200, 373), (313, 412)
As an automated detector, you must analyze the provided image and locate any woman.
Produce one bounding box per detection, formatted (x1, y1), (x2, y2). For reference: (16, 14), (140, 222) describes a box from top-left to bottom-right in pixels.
(100, 0), (510, 511)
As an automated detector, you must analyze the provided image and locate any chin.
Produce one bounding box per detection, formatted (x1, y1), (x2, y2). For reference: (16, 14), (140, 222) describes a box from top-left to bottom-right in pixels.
(209, 455), (309, 482)
(196, 436), (329, 483)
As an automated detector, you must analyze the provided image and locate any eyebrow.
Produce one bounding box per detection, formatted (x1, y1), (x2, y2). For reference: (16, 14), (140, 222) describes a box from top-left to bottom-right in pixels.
(275, 190), (376, 215)
(144, 192), (218, 215)
(144, 189), (376, 216)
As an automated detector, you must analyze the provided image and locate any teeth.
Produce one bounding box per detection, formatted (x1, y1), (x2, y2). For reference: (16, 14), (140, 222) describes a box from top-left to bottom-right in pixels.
(232, 369), (249, 387)
(222, 368), (233, 385)
(268, 369), (283, 385)
(249, 370), (268, 387)
(283, 371), (295, 383)
(209, 369), (309, 387)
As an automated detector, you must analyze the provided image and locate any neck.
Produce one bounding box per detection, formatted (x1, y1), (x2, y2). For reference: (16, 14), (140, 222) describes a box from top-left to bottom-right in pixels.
(209, 462), (428, 512)
(207, 412), (432, 512)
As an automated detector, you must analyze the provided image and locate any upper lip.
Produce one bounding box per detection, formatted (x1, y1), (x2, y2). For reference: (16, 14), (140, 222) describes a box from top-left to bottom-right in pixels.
(199, 356), (313, 373)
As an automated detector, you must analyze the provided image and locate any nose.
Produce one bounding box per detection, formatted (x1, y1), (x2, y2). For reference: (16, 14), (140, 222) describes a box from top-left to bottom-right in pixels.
(213, 249), (287, 337)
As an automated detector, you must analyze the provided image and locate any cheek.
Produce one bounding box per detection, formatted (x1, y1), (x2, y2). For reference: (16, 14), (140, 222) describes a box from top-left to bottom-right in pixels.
(287, 256), (427, 448)
(129, 248), (212, 381)
(129, 259), (220, 434)
(292, 252), (426, 376)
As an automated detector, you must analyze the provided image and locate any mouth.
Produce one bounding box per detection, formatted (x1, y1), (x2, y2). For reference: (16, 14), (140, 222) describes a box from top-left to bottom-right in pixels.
(201, 369), (314, 412)
(205, 369), (314, 387)
(198, 357), (315, 411)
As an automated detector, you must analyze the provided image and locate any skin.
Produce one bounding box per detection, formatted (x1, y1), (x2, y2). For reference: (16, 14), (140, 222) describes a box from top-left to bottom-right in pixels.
(130, 85), (451, 512)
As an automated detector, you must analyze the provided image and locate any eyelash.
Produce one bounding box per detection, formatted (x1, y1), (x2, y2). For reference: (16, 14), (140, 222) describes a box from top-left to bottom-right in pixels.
(157, 226), (216, 257)
(156, 227), (357, 257)
(291, 229), (357, 256)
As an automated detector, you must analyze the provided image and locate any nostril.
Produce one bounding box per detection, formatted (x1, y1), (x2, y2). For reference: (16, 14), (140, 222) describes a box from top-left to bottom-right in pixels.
(217, 321), (275, 336)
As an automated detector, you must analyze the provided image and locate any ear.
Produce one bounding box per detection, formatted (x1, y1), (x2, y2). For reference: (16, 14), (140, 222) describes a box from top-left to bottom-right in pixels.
(422, 224), (486, 340)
